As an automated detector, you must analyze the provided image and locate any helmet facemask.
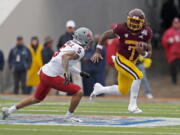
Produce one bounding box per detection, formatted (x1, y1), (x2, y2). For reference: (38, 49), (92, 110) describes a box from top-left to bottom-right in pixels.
(127, 16), (145, 31)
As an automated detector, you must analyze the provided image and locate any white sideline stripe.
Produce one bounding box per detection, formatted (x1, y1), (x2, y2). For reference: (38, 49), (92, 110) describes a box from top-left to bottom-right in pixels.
(19, 109), (180, 115)
(0, 128), (179, 135)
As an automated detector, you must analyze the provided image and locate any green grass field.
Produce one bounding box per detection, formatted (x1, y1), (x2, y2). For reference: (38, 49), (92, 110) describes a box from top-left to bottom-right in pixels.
(0, 96), (180, 135)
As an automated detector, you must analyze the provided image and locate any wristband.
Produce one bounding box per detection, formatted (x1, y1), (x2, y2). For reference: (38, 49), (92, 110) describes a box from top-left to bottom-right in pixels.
(96, 44), (103, 50)
(142, 51), (148, 57)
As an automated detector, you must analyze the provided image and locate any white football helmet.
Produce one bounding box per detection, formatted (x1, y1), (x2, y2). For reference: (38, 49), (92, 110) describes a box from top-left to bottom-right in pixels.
(73, 27), (93, 45)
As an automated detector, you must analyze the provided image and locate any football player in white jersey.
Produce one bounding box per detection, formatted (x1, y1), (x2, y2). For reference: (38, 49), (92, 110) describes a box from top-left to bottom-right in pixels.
(2, 27), (93, 121)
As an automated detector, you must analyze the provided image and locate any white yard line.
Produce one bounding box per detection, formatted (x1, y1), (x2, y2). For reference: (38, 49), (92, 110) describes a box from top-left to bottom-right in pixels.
(19, 109), (180, 115)
(0, 127), (179, 135)
(0, 102), (180, 111)
(24, 107), (180, 112)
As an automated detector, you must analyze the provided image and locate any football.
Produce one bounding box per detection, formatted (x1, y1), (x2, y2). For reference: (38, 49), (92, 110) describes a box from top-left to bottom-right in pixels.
(136, 42), (147, 54)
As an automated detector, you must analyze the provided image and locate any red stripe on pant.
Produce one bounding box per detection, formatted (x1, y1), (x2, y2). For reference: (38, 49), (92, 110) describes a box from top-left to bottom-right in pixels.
(34, 71), (81, 101)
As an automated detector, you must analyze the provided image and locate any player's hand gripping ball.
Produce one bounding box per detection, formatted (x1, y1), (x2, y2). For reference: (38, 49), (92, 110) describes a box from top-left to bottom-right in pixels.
(136, 42), (147, 55)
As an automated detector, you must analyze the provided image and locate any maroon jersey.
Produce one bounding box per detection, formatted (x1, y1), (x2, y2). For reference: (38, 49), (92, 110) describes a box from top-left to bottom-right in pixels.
(113, 23), (153, 61)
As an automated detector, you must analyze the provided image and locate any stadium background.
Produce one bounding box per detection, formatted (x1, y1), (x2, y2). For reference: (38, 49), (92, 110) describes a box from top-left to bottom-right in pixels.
(0, 0), (161, 55)
(0, 0), (179, 96)
(1, 1), (180, 135)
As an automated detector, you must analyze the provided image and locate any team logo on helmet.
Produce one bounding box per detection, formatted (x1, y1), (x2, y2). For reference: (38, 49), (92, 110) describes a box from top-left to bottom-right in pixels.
(86, 32), (92, 39)
(73, 27), (93, 45)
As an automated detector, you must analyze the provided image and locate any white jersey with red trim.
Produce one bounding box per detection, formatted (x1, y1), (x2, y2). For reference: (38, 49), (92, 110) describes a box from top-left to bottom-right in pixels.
(42, 40), (85, 77)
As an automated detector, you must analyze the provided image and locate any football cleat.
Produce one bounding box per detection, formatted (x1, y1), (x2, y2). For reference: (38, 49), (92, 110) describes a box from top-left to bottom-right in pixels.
(128, 106), (143, 114)
(89, 83), (103, 101)
(64, 113), (82, 122)
(68, 117), (83, 123)
(1, 107), (10, 120)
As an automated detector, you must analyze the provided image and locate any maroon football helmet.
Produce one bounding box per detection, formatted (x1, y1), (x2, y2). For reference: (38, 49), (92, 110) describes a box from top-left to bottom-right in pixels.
(127, 8), (145, 31)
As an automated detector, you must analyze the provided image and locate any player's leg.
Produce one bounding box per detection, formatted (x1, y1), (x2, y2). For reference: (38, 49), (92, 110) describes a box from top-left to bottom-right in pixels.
(117, 72), (133, 95)
(90, 55), (136, 98)
(128, 79), (142, 113)
(118, 68), (143, 113)
(115, 55), (143, 113)
(49, 75), (83, 118)
(2, 75), (50, 120)
(90, 70), (119, 99)
(15, 82), (50, 110)
(68, 90), (83, 113)
(90, 83), (120, 99)
(90, 58), (132, 99)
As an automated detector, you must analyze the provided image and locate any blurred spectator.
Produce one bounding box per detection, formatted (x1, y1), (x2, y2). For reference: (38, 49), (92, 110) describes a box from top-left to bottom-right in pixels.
(0, 49), (4, 93)
(42, 36), (54, 65)
(136, 56), (153, 99)
(8, 36), (31, 94)
(161, 0), (180, 31)
(57, 20), (76, 49)
(105, 23), (119, 85)
(162, 17), (180, 84)
(26, 36), (43, 94)
(81, 34), (106, 96)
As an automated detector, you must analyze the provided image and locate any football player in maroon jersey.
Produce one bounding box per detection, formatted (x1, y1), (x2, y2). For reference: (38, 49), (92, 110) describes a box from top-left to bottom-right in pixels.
(90, 8), (153, 113)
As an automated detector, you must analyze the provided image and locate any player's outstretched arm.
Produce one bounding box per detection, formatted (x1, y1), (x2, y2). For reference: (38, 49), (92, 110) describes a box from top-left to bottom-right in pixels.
(98, 29), (117, 45)
(62, 51), (79, 84)
(91, 30), (117, 63)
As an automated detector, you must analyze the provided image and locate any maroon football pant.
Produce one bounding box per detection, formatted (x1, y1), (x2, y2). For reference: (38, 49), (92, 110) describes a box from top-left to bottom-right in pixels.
(34, 71), (81, 100)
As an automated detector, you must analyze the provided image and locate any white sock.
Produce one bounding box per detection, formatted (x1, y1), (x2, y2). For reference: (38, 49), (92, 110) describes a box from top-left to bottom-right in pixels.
(8, 105), (17, 113)
(129, 79), (141, 108)
(97, 85), (121, 95)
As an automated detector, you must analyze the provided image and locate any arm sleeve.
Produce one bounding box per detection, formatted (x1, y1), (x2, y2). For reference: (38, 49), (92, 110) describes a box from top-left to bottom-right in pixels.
(144, 27), (153, 41)
(113, 24), (123, 36)
(69, 66), (81, 74)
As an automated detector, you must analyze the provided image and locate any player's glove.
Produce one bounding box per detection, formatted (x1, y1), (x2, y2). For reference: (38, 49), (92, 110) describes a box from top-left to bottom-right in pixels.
(80, 71), (90, 78)
(63, 73), (71, 85)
